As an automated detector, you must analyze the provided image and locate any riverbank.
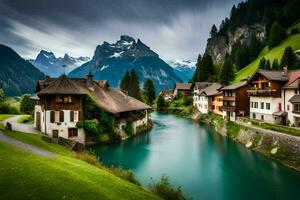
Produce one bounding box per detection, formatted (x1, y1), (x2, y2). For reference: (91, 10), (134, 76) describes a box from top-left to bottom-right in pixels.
(205, 112), (300, 172)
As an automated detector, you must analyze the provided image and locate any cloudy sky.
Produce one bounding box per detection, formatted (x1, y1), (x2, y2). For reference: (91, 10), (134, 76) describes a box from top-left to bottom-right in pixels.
(0, 0), (240, 61)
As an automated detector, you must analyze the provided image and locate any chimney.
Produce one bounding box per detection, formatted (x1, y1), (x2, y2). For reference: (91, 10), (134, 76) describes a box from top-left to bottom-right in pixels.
(282, 66), (288, 77)
(87, 72), (94, 89)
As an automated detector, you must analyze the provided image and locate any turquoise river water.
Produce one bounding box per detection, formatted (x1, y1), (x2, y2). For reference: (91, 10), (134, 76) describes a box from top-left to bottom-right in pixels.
(92, 112), (300, 200)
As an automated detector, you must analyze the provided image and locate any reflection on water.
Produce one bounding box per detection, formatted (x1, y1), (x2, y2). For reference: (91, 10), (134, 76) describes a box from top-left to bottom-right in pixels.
(92, 112), (300, 200)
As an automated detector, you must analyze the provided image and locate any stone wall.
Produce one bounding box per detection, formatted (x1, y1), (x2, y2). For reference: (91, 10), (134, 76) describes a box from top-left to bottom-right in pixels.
(207, 116), (300, 171)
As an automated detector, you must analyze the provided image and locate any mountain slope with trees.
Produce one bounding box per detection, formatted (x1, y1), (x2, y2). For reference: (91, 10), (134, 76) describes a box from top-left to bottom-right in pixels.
(0, 45), (45, 96)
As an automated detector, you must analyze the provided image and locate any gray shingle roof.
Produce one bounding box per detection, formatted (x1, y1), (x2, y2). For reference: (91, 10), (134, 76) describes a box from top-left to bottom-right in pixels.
(221, 80), (248, 90)
(199, 83), (223, 96)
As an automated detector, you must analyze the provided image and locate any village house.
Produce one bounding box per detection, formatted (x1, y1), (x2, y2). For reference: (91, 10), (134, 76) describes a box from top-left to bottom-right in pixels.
(192, 82), (212, 110)
(173, 83), (192, 97)
(194, 83), (223, 114)
(281, 69), (300, 126)
(33, 74), (151, 145)
(221, 80), (250, 121)
(159, 89), (174, 102)
(247, 69), (289, 124)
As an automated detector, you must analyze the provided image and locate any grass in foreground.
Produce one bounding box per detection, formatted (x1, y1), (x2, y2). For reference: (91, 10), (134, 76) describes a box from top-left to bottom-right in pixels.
(0, 114), (15, 121)
(0, 141), (160, 200)
(235, 33), (300, 82)
(17, 115), (34, 124)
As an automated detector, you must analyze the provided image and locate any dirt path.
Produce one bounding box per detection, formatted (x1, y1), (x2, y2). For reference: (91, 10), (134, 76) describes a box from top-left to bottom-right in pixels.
(1, 115), (40, 134)
(0, 132), (55, 158)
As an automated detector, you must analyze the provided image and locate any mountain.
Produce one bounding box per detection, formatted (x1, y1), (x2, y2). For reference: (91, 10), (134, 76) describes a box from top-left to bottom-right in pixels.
(69, 35), (182, 92)
(30, 50), (90, 77)
(0, 44), (45, 96)
(168, 60), (196, 82)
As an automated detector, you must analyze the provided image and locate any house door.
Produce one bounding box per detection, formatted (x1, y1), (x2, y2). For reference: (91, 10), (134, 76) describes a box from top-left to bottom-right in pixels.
(36, 112), (41, 131)
(52, 130), (59, 138)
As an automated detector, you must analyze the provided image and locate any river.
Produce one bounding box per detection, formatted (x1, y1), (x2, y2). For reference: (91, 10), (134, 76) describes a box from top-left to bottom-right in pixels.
(92, 112), (300, 200)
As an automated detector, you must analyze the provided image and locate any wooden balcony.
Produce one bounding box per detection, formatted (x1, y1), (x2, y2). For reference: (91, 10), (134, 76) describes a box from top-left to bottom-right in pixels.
(221, 105), (235, 112)
(247, 89), (275, 96)
(223, 96), (235, 101)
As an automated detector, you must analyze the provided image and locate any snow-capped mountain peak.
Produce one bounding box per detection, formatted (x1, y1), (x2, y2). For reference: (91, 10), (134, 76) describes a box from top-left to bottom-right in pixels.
(168, 59), (196, 83)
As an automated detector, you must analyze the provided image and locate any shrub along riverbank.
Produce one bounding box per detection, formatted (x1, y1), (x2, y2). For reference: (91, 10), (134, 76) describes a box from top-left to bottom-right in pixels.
(205, 112), (300, 172)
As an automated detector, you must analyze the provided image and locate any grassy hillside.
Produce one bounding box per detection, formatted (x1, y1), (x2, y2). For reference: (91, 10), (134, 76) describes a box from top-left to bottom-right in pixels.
(234, 33), (300, 82)
(0, 129), (160, 200)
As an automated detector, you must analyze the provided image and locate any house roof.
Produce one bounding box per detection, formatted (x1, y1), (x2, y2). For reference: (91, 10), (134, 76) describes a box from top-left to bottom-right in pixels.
(253, 69), (289, 81)
(193, 82), (212, 90)
(289, 95), (300, 103)
(174, 83), (192, 90)
(160, 90), (173, 96)
(36, 75), (151, 114)
(221, 80), (248, 90)
(283, 69), (300, 89)
(199, 83), (223, 96)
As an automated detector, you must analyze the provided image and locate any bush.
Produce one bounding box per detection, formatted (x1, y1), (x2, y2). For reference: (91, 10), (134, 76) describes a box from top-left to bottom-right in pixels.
(71, 151), (102, 168)
(108, 166), (141, 186)
(226, 121), (240, 139)
(0, 102), (19, 114)
(76, 120), (99, 136)
(97, 133), (111, 144)
(148, 175), (189, 200)
(124, 121), (134, 136)
(20, 95), (34, 114)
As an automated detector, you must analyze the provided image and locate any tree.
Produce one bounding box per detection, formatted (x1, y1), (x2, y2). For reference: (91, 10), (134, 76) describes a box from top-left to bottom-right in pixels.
(191, 54), (202, 82)
(265, 60), (271, 70)
(281, 46), (297, 69)
(268, 22), (286, 49)
(234, 43), (249, 70)
(20, 95), (34, 114)
(156, 95), (166, 111)
(129, 69), (142, 100)
(194, 54), (215, 82)
(259, 57), (266, 69)
(210, 24), (218, 37)
(143, 79), (156, 105)
(272, 59), (279, 70)
(120, 71), (130, 92)
(219, 59), (235, 85)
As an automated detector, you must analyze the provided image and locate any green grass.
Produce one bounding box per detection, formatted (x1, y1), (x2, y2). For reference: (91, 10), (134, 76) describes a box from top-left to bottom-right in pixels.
(234, 33), (300, 82)
(226, 121), (241, 139)
(0, 114), (15, 121)
(17, 115), (34, 124)
(167, 97), (194, 117)
(0, 142), (160, 200)
(0, 124), (70, 155)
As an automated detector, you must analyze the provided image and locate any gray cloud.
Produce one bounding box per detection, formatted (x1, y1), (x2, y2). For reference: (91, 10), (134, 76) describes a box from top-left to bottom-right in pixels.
(0, 0), (240, 60)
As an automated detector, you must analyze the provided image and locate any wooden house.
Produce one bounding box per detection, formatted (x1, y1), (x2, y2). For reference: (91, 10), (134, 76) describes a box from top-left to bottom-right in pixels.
(34, 74), (151, 145)
(247, 69), (289, 124)
(220, 81), (250, 121)
(159, 89), (174, 102)
(173, 83), (192, 97)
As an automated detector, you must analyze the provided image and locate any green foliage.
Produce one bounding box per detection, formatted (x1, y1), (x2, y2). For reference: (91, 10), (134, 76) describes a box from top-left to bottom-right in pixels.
(148, 175), (189, 200)
(192, 54), (215, 82)
(157, 95), (167, 111)
(226, 121), (240, 139)
(252, 134), (262, 148)
(120, 69), (142, 100)
(259, 57), (266, 69)
(0, 89), (19, 114)
(143, 79), (156, 105)
(124, 121), (134, 136)
(219, 59), (235, 85)
(265, 60), (271, 69)
(98, 110), (115, 134)
(108, 166), (141, 186)
(210, 24), (218, 37)
(268, 22), (286, 49)
(280, 46), (297, 68)
(290, 28), (299, 35)
(272, 59), (280, 70)
(71, 151), (101, 168)
(283, 0), (300, 23)
(17, 115), (33, 124)
(76, 120), (99, 136)
(20, 95), (34, 114)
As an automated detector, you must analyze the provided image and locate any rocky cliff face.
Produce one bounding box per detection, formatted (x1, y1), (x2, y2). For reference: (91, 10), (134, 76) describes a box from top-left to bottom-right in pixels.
(205, 23), (266, 63)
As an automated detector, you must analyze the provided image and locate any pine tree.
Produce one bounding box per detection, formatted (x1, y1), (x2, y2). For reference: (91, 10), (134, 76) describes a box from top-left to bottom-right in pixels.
(234, 43), (249, 70)
(272, 59), (279, 70)
(268, 22), (286, 49)
(129, 69), (142, 100)
(191, 54), (202, 82)
(259, 57), (266, 69)
(196, 54), (215, 82)
(210, 24), (218, 37)
(156, 95), (166, 111)
(219, 59), (235, 85)
(143, 79), (156, 105)
(265, 60), (271, 70)
(280, 46), (297, 69)
(120, 71), (130, 92)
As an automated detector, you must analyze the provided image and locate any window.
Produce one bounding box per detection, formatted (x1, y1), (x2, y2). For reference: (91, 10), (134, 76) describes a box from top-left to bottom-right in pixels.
(254, 102), (258, 108)
(68, 128), (78, 138)
(70, 111), (79, 122)
(252, 113), (256, 119)
(50, 111), (64, 123)
(287, 105), (290, 111)
(260, 102), (264, 109)
(212, 105), (215, 110)
(294, 104), (300, 113)
(266, 103), (270, 110)
(261, 115), (264, 120)
(250, 102), (253, 108)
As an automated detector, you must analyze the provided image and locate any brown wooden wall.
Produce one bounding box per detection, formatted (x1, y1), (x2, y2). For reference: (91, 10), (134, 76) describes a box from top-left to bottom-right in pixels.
(236, 85), (250, 115)
(39, 95), (83, 111)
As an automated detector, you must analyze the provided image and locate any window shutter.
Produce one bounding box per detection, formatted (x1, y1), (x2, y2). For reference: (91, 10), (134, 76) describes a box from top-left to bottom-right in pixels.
(50, 111), (55, 123)
(70, 111), (74, 122)
(60, 111), (64, 122)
